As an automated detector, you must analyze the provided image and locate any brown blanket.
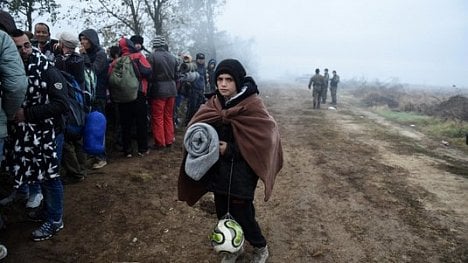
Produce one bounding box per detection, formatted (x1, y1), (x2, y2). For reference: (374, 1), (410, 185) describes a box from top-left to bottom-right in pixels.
(178, 94), (283, 206)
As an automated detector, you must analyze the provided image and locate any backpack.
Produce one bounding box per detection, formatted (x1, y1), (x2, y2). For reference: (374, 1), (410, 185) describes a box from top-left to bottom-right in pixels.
(83, 110), (106, 155)
(83, 67), (97, 109)
(61, 71), (87, 139)
(108, 56), (139, 103)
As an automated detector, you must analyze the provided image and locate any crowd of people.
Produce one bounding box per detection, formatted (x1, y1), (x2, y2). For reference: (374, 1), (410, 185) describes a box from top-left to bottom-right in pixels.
(308, 68), (340, 109)
(0, 11), (284, 263)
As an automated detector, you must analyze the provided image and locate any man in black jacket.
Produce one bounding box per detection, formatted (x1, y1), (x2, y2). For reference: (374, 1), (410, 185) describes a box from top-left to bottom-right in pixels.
(11, 29), (68, 241)
(79, 28), (109, 169)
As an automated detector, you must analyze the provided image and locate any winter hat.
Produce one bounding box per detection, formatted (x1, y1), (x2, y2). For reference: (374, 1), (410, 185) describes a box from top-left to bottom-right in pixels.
(152, 35), (167, 48)
(0, 11), (17, 34)
(196, 53), (205, 60)
(59, 32), (79, 49)
(130, 35), (144, 45)
(184, 122), (219, 181)
(214, 59), (246, 91)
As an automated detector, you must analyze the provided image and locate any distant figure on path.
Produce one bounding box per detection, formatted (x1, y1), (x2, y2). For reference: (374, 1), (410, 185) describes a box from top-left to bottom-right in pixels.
(330, 70), (340, 105)
(308, 68), (325, 109)
(321, 68), (329, 103)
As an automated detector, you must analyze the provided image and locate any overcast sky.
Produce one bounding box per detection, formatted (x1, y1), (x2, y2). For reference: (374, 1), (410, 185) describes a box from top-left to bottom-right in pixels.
(216, 0), (468, 87)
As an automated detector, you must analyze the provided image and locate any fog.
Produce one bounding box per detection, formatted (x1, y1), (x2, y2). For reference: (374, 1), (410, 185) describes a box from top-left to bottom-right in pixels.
(216, 0), (468, 87)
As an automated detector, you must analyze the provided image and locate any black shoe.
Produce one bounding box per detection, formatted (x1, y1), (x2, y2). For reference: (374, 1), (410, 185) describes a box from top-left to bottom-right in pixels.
(152, 145), (165, 151)
(27, 209), (47, 222)
(61, 176), (84, 185)
(137, 150), (150, 157)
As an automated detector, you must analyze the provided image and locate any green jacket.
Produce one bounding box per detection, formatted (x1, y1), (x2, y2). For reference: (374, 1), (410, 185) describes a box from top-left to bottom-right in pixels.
(0, 31), (28, 138)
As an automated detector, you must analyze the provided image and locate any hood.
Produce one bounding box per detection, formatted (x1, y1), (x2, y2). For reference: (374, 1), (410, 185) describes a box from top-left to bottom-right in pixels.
(79, 29), (100, 50)
(0, 11), (16, 34)
(118, 37), (137, 55)
(208, 59), (216, 66)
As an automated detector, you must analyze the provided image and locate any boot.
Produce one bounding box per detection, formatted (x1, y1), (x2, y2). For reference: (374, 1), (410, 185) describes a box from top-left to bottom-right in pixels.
(221, 246), (244, 263)
(251, 245), (269, 263)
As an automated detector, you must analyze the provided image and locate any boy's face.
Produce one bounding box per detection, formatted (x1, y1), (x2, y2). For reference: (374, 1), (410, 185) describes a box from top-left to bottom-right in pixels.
(217, 73), (237, 98)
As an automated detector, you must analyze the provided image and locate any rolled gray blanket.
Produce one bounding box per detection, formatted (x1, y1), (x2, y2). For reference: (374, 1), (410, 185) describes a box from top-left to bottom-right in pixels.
(184, 122), (219, 181)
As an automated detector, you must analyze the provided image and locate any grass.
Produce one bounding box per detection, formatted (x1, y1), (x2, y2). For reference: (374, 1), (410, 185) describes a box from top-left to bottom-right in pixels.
(373, 108), (468, 149)
(374, 109), (432, 125)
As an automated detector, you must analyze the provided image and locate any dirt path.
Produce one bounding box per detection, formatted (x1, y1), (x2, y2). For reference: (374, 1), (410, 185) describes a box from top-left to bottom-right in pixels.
(2, 83), (467, 263)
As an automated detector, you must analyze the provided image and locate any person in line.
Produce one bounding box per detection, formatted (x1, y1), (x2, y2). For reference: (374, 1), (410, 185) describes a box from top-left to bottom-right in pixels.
(205, 58), (217, 99)
(330, 70), (340, 105)
(175, 52), (198, 129)
(0, 14), (43, 210)
(308, 68), (325, 109)
(148, 35), (178, 150)
(106, 45), (123, 153)
(0, 11), (28, 259)
(54, 32), (87, 184)
(184, 52), (206, 126)
(130, 35), (150, 55)
(79, 29), (109, 169)
(321, 68), (329, 104)
(109, 37), (151, 157)
(32, 22), (59, 62)
(178, 59), (283, 263)
(3, 23), (45, 210)
(11, 29), (68, 241)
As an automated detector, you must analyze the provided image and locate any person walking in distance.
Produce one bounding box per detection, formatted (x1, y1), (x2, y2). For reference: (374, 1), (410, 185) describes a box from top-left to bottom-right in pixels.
(330, 70), (340, 105)
(322, 68), (329, 104)
(308, 68), (325, 109)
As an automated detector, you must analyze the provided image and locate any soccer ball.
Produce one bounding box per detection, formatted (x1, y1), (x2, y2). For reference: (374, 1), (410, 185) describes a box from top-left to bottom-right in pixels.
(210, 218), (245, 253)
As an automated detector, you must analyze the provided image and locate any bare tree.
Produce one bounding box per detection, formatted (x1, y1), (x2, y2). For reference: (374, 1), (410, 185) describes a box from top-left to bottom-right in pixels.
(2, 0), (60, 31)
(142, 0), (169, 35)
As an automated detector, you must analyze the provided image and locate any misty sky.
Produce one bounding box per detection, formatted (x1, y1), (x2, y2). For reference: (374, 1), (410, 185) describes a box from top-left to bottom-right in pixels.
(216, 0), (468, 87)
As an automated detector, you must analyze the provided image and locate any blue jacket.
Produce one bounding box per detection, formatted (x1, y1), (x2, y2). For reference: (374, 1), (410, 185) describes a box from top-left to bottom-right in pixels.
(0, 31), (27, 138)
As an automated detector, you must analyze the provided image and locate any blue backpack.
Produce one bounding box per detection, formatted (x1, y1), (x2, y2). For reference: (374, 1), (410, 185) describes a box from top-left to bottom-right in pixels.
(61, 71), (87, 139)
(83, 111), (106, 155)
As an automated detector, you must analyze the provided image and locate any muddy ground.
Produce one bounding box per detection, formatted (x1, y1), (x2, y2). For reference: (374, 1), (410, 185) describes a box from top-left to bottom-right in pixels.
(1, 83), (467, 263)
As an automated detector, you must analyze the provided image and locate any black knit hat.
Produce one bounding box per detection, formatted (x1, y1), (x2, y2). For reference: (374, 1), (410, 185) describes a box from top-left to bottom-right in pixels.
(215, 59), (246, 91)
(0, 11), (17, 34)
(130, 35), (144, 45)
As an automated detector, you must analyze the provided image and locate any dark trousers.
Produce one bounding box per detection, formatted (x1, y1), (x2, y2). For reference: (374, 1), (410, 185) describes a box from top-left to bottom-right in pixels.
(214, 193), (267, 248)
(118, 94), (148, 154)
(185, 89), (205, 126)
(61, 137), (86, 179)
(330, 86), (338, 104)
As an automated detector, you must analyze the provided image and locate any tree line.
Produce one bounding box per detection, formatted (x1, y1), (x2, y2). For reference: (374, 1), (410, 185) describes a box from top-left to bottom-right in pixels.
(1, 0), (256, 72)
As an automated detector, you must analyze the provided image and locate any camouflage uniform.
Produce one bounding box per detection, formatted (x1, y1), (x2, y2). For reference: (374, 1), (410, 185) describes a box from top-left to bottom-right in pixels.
(330, 72), (340, 105)
(322, 70), (329, 103)
(308, 73), (325, 109)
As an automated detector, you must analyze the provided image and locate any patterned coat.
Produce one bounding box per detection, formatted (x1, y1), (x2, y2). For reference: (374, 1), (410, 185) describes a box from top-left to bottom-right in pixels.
(6, 48), (68, 187)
